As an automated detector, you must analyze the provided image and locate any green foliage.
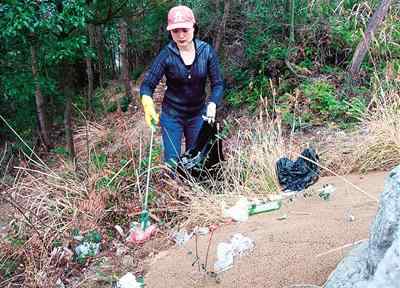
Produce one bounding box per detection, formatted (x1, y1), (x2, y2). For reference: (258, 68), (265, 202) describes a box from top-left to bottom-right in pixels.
(129, 1), (169, 58)
(83, 230), (102, 244)
(0, 259), (19, 279)
(118, 159), (133, 177)
(5, 234), (25, 248)
(139, 144), (161, 172)
(226, 74), (271, 111)
(95, 176), (109, 190)
(51, 146), (70, 157)
(52, 239), (63, 248)
(120, 95), (131, 112)
(302, 80), (339, 119)
(131, 65), (145, 81)
(0, 0), (91, 144)
(103, 95), (131, 113)
(0, 0), (396, 152)
(330, 19), (361, 50)
(91, 152), (107, 170)
(72, 227), (81, 237)
(300, 79), (366, 125)
(106, 101), (118, 113)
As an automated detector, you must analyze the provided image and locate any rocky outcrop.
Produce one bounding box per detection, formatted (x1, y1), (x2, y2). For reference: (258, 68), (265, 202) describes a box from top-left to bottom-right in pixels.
(325, 165), (400, 288)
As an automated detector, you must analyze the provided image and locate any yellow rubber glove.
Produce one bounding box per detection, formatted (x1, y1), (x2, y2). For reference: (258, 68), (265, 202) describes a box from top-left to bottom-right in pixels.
(141, 95), (159, 129)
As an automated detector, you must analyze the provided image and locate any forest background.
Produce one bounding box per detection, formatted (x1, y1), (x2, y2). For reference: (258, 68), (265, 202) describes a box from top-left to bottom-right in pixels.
(1, 0), (397, 153)
(1, 0), (400, 286)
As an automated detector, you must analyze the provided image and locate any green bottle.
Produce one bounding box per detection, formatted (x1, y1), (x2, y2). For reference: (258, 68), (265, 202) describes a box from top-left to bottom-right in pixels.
(248, 200), (282, 216)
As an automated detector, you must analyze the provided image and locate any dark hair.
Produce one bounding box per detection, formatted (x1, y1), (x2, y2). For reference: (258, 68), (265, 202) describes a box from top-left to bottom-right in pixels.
(168, 23), (199, 40)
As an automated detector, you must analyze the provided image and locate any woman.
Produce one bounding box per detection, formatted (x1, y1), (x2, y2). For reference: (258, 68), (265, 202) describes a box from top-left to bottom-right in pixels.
(140, 5), (224, 165)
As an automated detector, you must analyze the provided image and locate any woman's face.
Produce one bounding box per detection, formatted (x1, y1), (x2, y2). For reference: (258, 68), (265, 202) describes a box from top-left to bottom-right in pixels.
(171, 27), (194, 49)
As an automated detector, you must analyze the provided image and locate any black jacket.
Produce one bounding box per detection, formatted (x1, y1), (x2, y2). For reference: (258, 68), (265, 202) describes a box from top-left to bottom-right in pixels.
(140, 39), (224, 116)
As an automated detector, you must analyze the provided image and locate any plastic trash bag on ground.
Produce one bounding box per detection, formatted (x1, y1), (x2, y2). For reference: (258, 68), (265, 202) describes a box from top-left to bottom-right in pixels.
(230, 233), (255, 256)
(214, 242), (234, 273)
(75, 242), (100, 259)
(116, 272), (143, 288)
(74, 230), (102, 263)
(171, 230), (194, 246)
(276, 148), (320, 192)
(214, 233), (255, 273)
(126, 222), (157, 244)
(223, 197), (250, 222)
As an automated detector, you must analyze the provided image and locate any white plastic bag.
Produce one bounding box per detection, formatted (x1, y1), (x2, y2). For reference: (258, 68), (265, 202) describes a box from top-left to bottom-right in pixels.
(171, 230), (194, 246)
(231, 233), (254, 256)
(214, 233), (255, 273)
(224, 197), (250, 222)
(214, 242), (234, 273)
(117, 272), (142, 288)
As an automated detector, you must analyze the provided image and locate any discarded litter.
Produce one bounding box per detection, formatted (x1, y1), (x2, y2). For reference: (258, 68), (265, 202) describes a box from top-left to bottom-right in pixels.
(248, 200), (282, 216)
(347, 214), (355, 222)
(115, 225), (125, 237)
(126, 222), (157, 244)
(116, 272), (143, 288)
(224, 198), (282, 221)
(318, 184), (336, 200)
(214, 242), (234, 273)
(75, 242), (100, 261)
(195, 227), (209, 235)
(230, 233), (254, 255)
(172, 230), (194, 246)
(345, 209), (355, 222)
(290, 211), (312, 216)
(74, 230), (102, 263)
(73, 235), (84, 241)
(56, 278), (65, 288)
(223, 197), (250, 222)
(277, 213), (288, 221)
(214, 233), (254, 273)
(276, 148), (320, 192)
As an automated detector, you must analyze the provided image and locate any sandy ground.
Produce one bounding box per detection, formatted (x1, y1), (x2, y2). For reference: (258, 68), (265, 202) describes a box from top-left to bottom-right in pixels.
(144, 172), (386, 288)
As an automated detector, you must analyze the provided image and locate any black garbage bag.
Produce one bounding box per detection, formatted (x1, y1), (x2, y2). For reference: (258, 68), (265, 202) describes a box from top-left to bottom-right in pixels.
(276, 148), (320, 191)
(176, 121), (224, 181)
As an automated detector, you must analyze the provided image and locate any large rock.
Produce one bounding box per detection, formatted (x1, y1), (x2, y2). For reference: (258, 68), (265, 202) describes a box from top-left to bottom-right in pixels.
(325, 165), (400, 288)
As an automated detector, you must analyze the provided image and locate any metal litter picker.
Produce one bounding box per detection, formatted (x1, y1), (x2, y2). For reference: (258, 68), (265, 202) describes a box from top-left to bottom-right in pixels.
(140, 126), (155, 230)
(126, 123), (158, 244)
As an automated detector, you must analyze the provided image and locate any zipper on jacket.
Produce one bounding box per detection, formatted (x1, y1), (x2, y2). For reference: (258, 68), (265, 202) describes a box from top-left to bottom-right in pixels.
(170, 39), (200, 80)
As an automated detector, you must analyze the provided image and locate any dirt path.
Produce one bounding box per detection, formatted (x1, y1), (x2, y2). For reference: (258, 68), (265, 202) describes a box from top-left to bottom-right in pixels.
(145, 172), (386, 288)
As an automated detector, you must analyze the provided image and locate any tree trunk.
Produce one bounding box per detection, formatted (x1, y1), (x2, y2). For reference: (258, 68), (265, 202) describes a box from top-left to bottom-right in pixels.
(31, 44), (51, 149)
(119, 19), (133, 107)
(63, 64), (76, 159)
(214, 0), (231, 53)
(111, 47), (116, 79)
(96, 25), (105, 88)
(349, 0), (392, 76)
(86, 23), (95, 114)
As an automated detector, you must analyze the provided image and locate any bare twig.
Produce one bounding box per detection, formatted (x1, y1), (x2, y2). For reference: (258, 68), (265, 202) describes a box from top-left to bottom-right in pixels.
(316, 239), (367, 258)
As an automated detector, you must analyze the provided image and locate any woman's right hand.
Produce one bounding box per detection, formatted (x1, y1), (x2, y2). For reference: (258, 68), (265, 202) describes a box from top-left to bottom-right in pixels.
(141, 95), (159, 129)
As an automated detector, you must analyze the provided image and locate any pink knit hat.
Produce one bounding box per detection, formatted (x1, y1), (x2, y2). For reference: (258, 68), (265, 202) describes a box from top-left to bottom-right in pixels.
(166, 6), (196, 31)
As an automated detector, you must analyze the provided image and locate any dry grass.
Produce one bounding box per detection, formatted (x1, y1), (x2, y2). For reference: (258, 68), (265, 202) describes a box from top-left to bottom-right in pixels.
(0, 163), (87, 287)
(0, 109), (155, 287)
(181, 114), (287, 227)
(355, 88), (400, 172)
(3, 84), (384, 285)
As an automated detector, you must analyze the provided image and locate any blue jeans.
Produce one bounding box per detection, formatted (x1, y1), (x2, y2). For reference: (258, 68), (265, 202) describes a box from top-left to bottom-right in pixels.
(160, 109), (204, 165)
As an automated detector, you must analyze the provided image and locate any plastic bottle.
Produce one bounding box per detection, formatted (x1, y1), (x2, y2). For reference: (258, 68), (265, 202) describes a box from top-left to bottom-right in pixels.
(248, 200), (281, 216)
